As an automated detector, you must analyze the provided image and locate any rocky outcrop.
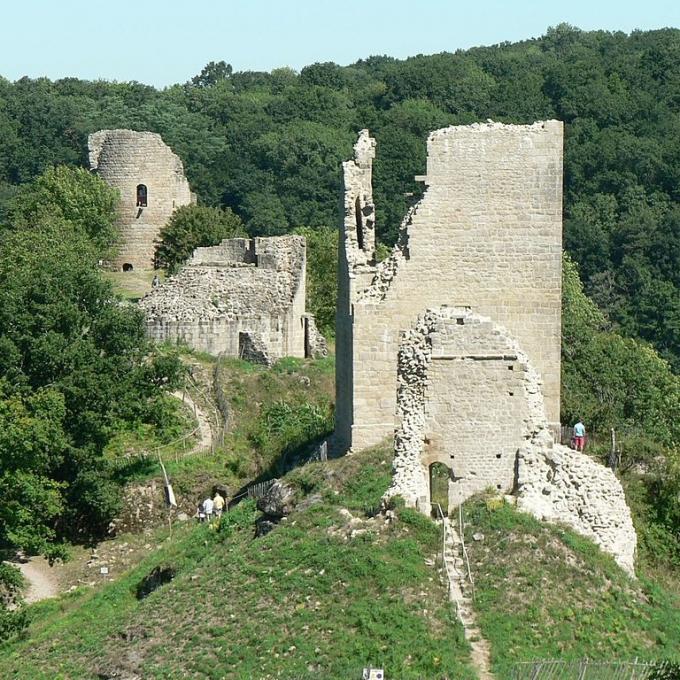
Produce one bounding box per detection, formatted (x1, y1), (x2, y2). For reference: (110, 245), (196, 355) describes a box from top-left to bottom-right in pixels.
(256, 480), (297, 518)
(516, 434), (637, 576)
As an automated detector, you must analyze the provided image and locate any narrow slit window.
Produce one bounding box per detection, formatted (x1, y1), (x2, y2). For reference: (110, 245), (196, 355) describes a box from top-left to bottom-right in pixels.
(136, 184), (148, 207)
(355, 196), (365, 250)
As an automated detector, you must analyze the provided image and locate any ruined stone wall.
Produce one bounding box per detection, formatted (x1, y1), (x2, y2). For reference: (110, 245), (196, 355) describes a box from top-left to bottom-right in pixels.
(140, 236), (309, 360)
(89, 129), (194, 271)
(388, 307), (547, 513)
(336, 122), (563, 452)
(386, 306), (637, 576)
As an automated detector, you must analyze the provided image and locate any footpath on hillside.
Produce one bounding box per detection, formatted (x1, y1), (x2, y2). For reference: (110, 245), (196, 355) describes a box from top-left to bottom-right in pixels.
(442, 516), (495, 680)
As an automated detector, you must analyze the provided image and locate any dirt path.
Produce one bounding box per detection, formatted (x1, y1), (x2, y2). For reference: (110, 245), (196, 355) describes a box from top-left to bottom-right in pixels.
(13, 557), (60, 604)
(442, 517), (495, 680)
(172, 390), (213, 452)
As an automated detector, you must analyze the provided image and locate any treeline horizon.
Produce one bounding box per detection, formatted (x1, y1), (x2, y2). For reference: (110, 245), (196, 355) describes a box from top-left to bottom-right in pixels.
(1, 23), (679, 373)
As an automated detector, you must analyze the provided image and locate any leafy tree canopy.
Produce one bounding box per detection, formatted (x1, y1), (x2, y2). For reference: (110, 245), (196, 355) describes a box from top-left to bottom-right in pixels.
(6, 166), (119, 257)
(156, 204), (247, 272)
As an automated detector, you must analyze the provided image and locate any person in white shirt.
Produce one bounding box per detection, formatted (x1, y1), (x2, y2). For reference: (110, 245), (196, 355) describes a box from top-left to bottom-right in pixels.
(202, 497), (214, 522)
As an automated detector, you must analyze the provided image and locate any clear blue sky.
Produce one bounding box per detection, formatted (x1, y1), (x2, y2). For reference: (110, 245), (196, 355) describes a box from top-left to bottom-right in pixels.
(2, 0), (679, 87)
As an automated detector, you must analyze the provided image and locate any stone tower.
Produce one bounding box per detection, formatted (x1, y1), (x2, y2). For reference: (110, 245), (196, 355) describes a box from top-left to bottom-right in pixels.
(335, 122), (564, 453)
(88, 130), (194, 271)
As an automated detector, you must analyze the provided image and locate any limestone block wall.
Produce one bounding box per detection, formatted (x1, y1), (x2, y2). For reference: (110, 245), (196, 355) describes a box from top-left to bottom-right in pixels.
(140, 236), (311, 360)
(336, 122), (563, 452)
(516, 438), (637, 575)
(386, 306), (637, 576)
(89, 129), (194, 271)
(388, 307), (547, 513)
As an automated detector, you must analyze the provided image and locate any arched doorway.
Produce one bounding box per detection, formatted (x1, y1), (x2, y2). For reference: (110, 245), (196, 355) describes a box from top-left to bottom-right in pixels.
(122, 263), (134, 272)
(429, 462), (453, 517)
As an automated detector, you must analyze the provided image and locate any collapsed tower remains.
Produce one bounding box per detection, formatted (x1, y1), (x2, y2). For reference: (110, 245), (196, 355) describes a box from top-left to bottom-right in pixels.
(139, 235), (326, 364)
(336, 122), (564, 453)
(88, 129), (195, 272)
(337, 123), (637, 574)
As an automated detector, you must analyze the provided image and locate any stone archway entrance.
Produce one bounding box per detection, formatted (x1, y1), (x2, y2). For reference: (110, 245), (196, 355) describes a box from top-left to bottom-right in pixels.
(387, 307), (547, 516)
(429, 462), (453, 517)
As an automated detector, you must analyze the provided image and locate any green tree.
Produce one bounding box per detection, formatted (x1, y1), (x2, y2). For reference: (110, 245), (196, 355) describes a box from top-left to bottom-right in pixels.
(7, 166), (119, 256)
(156, 204), (247, 272)
(0, 219), (184, 549)
(293, 226), (338, 336)
(561, 255), (680, 446)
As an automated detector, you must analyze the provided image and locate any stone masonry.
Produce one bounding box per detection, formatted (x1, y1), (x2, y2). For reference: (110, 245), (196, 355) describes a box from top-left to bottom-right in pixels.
(89, 129), (195, 271)
(139, 236), (327, 362)
(385, 306), (637, 575)
(335, 122), (564, 453)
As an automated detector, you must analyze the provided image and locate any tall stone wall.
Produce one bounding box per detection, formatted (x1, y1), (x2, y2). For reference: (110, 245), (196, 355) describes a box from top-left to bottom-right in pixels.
(140, 236), (320, 361)
(388, 307), (547, 513)
(386, 306), (637, 576)
(336, 122), (563, 452)
(89, 129), (194, 271)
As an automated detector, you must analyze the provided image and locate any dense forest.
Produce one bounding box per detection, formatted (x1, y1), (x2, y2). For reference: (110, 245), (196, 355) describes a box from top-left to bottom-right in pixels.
(0, 25), (679, 567)
(1, 24), (680, 370)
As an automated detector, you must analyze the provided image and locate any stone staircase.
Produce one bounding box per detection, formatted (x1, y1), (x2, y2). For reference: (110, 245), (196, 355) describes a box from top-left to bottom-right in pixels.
(442, 517), (495, 680)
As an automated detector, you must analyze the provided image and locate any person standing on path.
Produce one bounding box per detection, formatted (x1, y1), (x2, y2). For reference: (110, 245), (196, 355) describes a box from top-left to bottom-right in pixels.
(202, 496), (214, 522)
(213, 491), (225, 518)
(573, 419), (586, 452)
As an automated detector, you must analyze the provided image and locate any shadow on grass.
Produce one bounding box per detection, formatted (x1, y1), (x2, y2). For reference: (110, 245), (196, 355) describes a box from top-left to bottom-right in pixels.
(227, 427), (335, 509)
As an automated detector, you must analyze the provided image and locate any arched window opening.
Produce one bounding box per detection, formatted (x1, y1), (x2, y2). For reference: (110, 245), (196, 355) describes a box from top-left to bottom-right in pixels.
(136, 184), (148, 207)
(429, 462), (452, 517)
(122, 262), (134, 272)
(355, 196), (365, 251)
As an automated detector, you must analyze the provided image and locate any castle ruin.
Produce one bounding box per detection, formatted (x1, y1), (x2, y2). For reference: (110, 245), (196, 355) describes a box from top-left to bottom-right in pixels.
(337, 123), (637, 574)
(140, 235), (326, 364)
(336, 122), (564, 453)
(88, 129), (195, 271)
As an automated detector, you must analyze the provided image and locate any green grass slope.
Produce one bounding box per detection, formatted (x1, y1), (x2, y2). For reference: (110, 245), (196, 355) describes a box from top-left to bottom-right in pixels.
(462, 499), (680, 676)
(0, 447), (474, 680)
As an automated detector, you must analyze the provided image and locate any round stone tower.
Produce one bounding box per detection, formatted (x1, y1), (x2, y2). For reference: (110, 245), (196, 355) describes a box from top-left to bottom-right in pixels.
(88, 129), (194, 271)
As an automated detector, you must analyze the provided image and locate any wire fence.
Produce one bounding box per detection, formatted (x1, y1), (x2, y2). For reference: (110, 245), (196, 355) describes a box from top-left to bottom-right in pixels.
(108, 388), (216, 469)
(509, 659), (676, 680)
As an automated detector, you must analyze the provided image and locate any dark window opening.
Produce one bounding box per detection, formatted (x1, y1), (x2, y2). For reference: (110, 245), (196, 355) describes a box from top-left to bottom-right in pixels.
(496, 453), (502, 459)
(136, 184), (148, 207)
(456, 317), (465, 325)
(430, 462), (453, 517)
(122, 263), (134, 272)
(355, 196), (365, 250)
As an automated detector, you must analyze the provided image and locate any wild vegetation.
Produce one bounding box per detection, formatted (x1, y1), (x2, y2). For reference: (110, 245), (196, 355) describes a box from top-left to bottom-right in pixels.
(1, 25), (679, 368)
(462, 497), (680, 674)
(0, 168), (186, 560)
(0, 446), (477, 679)
(0, 24), (679, 674)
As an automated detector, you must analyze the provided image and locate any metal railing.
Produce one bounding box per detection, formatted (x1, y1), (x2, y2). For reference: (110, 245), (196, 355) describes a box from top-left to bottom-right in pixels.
(458, 502), (475, 602)
(433, 503), (455, 603)
(510, 659), (672, 680)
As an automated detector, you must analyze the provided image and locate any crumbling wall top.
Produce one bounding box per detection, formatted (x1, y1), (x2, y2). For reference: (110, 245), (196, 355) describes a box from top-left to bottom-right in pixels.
(88, 129), (187, 178)
(140, 236), (306, 323)
(352, 129), (376, 169)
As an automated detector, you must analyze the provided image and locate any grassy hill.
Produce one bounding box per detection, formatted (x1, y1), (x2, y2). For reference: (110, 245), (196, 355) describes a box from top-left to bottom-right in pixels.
(2, 356), (679, 679)
(461, 499), (680, 675)
(2, 448), (680, 678)
(0, 446), (475, 679)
